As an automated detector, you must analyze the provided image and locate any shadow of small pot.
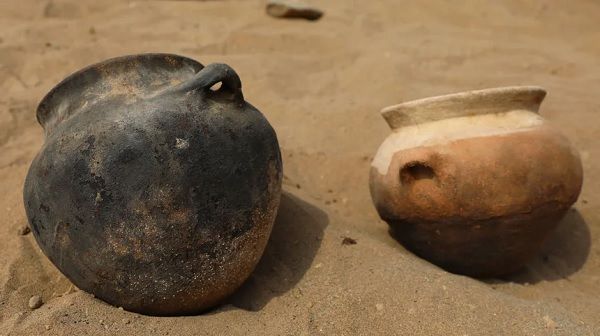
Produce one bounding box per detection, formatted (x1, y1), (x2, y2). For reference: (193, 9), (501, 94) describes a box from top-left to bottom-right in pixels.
(500, 208), (591, 283)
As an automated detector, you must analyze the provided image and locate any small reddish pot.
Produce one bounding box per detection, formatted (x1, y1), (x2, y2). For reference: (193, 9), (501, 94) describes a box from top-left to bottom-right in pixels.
(369, 86), (583, 277)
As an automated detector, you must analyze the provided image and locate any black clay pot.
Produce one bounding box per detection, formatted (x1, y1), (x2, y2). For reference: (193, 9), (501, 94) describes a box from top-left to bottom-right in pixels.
(23, 54), (282, 315)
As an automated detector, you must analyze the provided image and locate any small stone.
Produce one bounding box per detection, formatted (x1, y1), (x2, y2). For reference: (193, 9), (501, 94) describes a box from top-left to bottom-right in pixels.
(543, 315), (557, 329)
(17, 226), (31, 235)
(122, 318), (130, 324)
(28, 295), (43, 309)
(266, 0), (323, 21)
(341, 236), (357, 246)
(376, 303), (384, 311)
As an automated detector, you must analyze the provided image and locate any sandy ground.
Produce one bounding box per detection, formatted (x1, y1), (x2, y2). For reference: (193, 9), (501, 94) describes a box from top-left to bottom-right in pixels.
(1, 0), (599, 335)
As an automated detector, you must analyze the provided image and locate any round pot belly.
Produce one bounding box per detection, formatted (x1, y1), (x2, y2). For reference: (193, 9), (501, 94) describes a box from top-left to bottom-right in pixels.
(370, 126), (582, 277)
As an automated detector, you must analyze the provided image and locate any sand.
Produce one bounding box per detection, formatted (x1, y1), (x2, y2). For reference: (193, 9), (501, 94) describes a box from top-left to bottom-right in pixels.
(1, 0), (599, 334)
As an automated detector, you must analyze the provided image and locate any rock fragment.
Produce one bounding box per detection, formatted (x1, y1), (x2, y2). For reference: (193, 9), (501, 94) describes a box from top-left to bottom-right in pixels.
(266, 0), (323, 21)
(341, 236), (357, 245)
(17, 226), (31, 235)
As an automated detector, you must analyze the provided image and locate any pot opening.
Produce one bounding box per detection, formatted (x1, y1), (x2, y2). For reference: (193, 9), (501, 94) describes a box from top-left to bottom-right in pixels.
(36, 53), (203, 136)
(381, 86), (547, 130)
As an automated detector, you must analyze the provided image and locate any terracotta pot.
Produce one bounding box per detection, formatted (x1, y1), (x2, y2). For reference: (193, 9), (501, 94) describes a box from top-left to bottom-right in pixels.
(23, 54), (282, 315)
(369, 86), (583, 277)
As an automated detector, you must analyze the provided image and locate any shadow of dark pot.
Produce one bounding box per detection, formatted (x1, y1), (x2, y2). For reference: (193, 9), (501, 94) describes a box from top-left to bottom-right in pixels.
(226, 190), (328, 311)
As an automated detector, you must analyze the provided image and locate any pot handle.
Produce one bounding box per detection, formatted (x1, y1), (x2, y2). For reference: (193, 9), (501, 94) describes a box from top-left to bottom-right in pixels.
(176, 63), (244, 101)
(399, 160), (436, 185)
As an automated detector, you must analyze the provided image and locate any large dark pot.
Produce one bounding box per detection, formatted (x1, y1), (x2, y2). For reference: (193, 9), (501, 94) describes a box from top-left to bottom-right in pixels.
(23, 54), (282, 315)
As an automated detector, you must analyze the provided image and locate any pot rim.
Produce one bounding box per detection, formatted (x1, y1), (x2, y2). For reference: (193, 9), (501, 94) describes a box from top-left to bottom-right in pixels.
(36, 53), (203, 133)
(380, 85), (547, 129)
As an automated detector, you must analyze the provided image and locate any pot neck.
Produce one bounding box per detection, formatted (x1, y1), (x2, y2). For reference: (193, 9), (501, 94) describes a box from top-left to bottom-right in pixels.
(37, 53), (203, 136)
(381, 86), (547, 130)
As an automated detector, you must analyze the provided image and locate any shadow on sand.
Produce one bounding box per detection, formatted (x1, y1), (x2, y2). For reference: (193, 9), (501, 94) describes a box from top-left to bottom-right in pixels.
(496, 208), (591, 284)
(226, 190), (329, 311)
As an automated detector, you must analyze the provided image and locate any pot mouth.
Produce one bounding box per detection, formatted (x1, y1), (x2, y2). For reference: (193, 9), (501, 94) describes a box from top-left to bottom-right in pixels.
(36, 53), (203, 135)
(381, 85), (547, 130)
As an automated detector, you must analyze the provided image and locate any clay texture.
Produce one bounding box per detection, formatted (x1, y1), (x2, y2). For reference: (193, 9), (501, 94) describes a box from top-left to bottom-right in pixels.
(370, 86), (583, 277)
(23, 54), (282, 315)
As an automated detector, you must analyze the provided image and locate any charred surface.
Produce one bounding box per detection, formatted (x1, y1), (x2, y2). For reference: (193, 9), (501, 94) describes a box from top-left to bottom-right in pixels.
(24, 54), (282, 315)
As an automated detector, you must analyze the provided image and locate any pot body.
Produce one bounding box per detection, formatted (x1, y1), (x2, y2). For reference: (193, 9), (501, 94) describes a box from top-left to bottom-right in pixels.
(369, 86), (582, 277)
(23, 54), (282, 315)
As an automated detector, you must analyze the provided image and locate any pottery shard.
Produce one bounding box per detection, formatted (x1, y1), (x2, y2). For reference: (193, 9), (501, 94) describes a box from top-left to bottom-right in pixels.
(266, 0), (323, 21)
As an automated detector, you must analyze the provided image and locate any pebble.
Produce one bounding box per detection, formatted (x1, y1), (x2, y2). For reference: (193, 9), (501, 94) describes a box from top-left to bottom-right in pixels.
(543, 315), (558, 329)
(28, 295), (43, 309)
(17, 226), (31, 235)
(266, 0), (323, 21)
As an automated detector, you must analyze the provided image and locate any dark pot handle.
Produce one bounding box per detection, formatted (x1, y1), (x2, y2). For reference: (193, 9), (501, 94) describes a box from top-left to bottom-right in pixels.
(176, 63), (244, 101)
